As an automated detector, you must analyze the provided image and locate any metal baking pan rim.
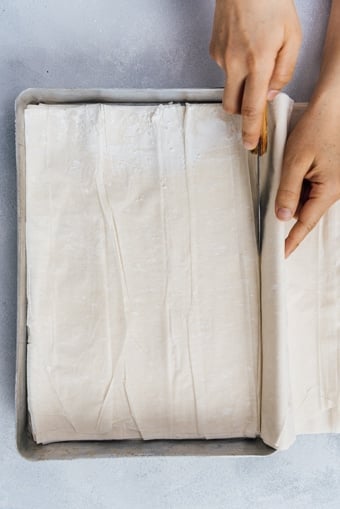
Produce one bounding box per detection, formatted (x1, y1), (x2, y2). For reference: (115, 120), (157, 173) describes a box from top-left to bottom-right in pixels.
(15, 87), (291, 460)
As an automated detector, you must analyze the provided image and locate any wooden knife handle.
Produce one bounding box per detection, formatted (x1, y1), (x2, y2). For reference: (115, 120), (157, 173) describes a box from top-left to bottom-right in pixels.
(250, 105), (268, 156)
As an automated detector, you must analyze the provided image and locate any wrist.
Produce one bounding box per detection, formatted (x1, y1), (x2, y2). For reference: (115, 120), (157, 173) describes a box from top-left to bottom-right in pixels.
(309, 75), (340, 109)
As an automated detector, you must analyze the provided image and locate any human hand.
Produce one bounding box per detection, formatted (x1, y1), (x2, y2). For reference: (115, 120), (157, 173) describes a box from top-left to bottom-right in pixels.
(275, 93), (340, 258)
(209, 0), (302, 150)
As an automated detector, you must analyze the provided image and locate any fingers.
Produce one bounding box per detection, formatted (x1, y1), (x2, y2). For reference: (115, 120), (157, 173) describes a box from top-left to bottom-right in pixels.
(210, 41), (248, 115)
(208, 0), (302, 150)
(240, 61), (274, 149)
(220, 56), (274, 148)
(212, 40), (300, 149)
(275, 147), (314, 221)
(222, 37), (301, 149)
(284, 196), (330, 258)
(293, 179), (311, 218)
(276, 139), (336, 257)
(239, 36), (301, 148)
(223, 73), (246, 114)
(267, 35), (302, 101)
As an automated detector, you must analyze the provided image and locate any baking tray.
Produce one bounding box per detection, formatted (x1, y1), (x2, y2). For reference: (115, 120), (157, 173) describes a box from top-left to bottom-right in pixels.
(15, 88), (306, 460)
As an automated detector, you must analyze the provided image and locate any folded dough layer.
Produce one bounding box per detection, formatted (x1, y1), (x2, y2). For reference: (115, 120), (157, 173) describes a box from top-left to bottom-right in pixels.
(285, 175), (340, 438)
(25, 102), (260, 444)
(260, 95), (340, 449)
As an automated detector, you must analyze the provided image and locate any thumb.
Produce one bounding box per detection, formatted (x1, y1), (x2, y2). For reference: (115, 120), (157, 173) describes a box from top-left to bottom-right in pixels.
(275, 150), (313, 221)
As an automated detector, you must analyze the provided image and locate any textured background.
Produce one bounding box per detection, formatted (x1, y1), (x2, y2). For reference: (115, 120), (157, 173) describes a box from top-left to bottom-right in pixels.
(1, 1), (339, 508)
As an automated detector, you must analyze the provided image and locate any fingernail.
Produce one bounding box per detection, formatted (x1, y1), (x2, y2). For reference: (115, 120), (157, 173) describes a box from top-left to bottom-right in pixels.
(243, 140), (256, 150)
(267, 89), (280, 101)
(277, 207), (292, 220)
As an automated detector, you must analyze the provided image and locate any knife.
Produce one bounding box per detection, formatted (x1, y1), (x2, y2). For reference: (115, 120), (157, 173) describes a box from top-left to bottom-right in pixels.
(250, 105), (268, 253)
(250, 105), (268, 428)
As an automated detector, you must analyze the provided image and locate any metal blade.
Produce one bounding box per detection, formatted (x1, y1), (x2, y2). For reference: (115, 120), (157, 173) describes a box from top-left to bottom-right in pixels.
(257, 150), (261, 254)
(250, 104), (267, 254)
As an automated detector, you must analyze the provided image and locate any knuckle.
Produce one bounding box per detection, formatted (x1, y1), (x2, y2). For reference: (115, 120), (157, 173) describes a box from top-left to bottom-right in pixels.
(245, 51), (272, 73)
(245, 50), (257, 70)
(224, 49), (240, 70)
(277, 188), (300, 206)
(278, 188), (300, 199)
(272, 70), (292, 86)
(297, 217), (316, 234)
(241, 104), (260, 120)
(283, 150), (305, 169)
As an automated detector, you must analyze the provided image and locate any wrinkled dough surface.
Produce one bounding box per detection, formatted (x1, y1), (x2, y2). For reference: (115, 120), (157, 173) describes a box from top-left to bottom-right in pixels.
(25, 103), (260, 444)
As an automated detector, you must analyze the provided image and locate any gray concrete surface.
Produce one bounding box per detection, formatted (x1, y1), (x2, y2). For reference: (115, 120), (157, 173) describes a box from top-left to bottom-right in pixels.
(1, 1), (339, 508)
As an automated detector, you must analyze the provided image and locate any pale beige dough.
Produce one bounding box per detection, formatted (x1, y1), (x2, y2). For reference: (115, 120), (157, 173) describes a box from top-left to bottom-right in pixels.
(25, 102), (260, 444)
(25, 95), (340, 449)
